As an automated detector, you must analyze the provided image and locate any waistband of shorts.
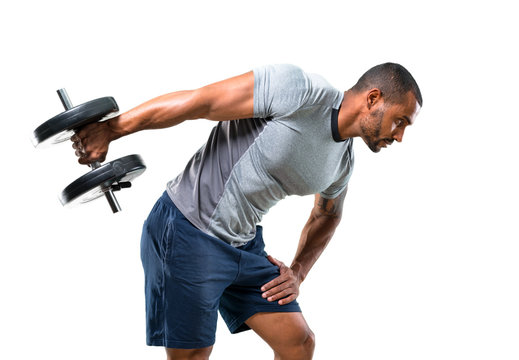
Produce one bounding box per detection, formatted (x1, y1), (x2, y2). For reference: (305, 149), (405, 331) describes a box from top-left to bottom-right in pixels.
(158, 190), (263, 248)
(159, 190), (180, 212)
(160, 190), (172, 203)
(159, 191), (195, 227)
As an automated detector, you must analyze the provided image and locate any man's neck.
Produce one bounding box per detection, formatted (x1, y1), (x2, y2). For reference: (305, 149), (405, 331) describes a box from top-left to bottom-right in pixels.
(337, 90), (362, 140)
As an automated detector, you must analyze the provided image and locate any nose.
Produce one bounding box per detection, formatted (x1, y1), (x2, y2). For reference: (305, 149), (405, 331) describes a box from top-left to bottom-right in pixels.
(393, 127), (405, 143)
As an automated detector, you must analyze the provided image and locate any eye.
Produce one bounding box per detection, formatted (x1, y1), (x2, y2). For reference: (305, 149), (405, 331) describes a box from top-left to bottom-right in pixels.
(395, 119), (405, 127)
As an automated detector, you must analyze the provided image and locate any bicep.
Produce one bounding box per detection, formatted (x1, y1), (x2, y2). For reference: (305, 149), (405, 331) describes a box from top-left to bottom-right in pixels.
(313, 187), (348, 219)
(195, 71), (255, 121)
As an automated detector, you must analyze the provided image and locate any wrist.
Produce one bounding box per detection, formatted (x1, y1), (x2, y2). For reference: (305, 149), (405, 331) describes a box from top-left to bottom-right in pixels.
(107, 113), (131, 140)
(290, 262), (307, 285)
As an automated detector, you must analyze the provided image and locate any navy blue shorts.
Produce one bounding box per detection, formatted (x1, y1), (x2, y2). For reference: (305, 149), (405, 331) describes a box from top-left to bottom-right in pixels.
(140, 192), (301, 349)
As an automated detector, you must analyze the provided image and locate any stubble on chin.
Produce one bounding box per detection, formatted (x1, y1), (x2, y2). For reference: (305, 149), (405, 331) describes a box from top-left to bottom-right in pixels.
(360, 109), (384, 153)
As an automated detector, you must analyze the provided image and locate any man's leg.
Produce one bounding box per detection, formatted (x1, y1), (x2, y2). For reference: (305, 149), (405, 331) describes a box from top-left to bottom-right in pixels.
(245, 312), (315, 360)
(165, 346), (213, 360)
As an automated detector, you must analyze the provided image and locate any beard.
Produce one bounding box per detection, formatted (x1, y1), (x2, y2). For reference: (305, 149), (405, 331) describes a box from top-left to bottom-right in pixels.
(360, 108), (385, 153)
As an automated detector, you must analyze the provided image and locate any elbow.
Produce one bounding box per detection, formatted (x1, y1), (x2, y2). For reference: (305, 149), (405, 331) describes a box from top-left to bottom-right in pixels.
(328, 214), (342, 229)
(192, 86), (226, 120)
(188, 88), (212, 119)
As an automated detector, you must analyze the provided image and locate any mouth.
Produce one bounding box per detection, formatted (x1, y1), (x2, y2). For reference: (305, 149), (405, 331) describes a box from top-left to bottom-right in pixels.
(378, 139), (393, 148)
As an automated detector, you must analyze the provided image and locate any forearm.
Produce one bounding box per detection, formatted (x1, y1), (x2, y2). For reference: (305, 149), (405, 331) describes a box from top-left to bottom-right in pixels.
(290, 211), (341, 284)
(107, 90), (205, 140)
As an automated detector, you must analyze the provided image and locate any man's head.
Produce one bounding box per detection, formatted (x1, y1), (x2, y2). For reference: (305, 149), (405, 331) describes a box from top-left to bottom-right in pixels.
(351, 63), (422, 153)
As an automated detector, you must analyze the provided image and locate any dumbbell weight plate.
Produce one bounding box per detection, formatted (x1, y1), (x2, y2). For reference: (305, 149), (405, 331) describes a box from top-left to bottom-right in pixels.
(60, 154), (146, 207)
(33, 97), (118, 147)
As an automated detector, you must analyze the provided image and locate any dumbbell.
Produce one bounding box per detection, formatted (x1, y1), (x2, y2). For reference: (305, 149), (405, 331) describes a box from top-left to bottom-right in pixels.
(33, 89), (146, 213)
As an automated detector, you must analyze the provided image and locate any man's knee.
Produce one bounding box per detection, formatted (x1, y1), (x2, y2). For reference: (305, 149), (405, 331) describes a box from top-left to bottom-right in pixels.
(300, 328), (316, 357)
(275, 327), (315, 360)
(305, 329), (316, 354)
(166, 346), (213, 360)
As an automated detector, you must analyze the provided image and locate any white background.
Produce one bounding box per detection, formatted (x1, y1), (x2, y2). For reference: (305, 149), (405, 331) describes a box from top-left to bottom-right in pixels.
(1, 0), (518, 359)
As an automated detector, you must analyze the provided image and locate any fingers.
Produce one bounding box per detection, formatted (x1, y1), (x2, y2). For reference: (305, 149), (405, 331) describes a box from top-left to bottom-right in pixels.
(261, 272), (294, 296)
(261, 256), (300, 305)
(266, 255), (283, 267)
(69, 125), (109, 164)
(262, 283), (297, 304)
(261, 257), (287, 291)
(262, 280), (299, 305)
(277, 294), (297, 306)
(71, 136), (105, 165)
(71, 137), (84, 153)
(261, 275), (284, 294)
(71, 135), (87, 163)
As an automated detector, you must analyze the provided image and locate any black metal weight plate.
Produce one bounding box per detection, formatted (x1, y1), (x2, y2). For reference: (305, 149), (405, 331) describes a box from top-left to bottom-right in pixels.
(60, 154), (146, 206)
(33, 97), (118, 146)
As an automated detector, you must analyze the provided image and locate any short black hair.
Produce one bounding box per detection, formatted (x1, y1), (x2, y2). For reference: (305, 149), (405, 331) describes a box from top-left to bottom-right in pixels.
(351, 63), (423, 107)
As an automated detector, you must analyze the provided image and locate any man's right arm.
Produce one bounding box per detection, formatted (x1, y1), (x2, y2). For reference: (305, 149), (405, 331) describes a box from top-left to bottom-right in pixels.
(73, 71), (254, 164)
(112, 70), (254, 134)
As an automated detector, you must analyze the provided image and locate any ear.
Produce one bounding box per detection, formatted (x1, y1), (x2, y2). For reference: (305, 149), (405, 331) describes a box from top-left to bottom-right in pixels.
(366, 89), (382, 110)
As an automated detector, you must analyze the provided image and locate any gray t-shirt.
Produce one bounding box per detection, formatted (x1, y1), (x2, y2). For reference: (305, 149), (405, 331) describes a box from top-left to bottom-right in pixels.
(167, 64), (354, 246)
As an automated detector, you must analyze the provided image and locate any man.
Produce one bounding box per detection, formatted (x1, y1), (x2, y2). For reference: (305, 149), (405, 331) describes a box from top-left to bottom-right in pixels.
(72, 63), (422, 360)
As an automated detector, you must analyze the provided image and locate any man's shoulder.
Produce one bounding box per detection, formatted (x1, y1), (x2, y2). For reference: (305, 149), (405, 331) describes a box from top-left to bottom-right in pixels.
(256, 63), (304, 74)
(254, 64), (307, 85)
(253, 64), (341, 117)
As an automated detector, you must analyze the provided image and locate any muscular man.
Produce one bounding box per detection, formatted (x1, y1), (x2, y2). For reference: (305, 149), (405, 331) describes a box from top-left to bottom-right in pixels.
(72, 63), (422, 360)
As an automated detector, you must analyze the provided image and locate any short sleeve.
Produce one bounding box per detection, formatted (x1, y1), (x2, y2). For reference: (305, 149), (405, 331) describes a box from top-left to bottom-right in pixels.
(320, 147), (355, 199)
(253, 64), (310, 119)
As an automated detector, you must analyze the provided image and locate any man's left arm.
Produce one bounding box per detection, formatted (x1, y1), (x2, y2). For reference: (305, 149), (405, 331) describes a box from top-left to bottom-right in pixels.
(261, 188), (347, 305)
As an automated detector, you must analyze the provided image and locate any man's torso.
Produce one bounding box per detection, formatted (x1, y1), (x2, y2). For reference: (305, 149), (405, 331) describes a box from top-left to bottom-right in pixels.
(167, 64), (354, 246)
